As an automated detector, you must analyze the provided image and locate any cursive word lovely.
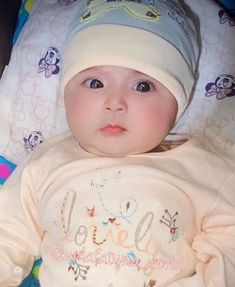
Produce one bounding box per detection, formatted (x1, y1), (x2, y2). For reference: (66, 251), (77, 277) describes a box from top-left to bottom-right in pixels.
(55, 190), (162, 259)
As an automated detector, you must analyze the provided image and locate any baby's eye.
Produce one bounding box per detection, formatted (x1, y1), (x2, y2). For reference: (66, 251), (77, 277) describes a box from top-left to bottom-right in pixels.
(84, 78), (104, 89)
(133, 81), (154, 92)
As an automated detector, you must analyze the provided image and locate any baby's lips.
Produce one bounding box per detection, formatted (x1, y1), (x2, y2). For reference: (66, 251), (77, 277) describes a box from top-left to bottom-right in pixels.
(100, 124), (126, 135)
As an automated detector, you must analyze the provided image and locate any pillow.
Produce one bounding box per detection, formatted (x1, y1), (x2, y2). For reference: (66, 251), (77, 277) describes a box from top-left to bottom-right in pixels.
(172, 0), (235, 153)
(172, 0), (235, 154)
(0, 0), (234, 164)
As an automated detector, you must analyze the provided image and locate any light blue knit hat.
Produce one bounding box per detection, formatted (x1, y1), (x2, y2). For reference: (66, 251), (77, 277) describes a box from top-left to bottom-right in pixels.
(61, 0), (199, 120)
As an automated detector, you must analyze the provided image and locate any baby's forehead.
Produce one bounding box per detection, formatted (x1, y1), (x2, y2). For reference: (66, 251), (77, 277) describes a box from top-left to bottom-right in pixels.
(78, 65), (154, 77)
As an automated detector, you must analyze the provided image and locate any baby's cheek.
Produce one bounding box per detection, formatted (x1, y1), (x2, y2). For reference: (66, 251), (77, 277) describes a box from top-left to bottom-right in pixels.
(140, 106), (163, 124)
(147, 108), (173, 135)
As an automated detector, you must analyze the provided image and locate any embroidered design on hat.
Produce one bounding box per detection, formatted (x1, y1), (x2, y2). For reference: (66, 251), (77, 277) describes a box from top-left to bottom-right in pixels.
(81, 0), (161, 23)
(58, 0), (77, 4)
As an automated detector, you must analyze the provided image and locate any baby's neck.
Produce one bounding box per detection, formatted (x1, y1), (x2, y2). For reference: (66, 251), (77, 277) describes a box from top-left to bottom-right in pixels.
(151, 138), (188, 153)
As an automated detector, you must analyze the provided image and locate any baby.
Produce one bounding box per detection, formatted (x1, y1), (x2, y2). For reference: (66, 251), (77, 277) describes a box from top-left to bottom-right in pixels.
(0, 1), (235, 286)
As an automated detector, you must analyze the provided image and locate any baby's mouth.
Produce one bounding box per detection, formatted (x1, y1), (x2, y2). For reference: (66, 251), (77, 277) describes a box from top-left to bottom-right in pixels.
(100, 124), (126, 135)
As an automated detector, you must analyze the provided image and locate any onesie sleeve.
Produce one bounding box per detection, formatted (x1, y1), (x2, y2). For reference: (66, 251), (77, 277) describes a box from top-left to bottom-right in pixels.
(0, 159), (43, 286)
(168, 170), (235, 287)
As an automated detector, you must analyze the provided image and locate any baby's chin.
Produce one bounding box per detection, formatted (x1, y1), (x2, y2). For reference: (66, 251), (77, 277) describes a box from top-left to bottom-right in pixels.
(79, 142), (159, 157)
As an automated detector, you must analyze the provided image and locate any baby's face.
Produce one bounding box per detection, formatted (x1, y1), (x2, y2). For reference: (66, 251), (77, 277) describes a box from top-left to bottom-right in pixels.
(64, 66), (177, 156)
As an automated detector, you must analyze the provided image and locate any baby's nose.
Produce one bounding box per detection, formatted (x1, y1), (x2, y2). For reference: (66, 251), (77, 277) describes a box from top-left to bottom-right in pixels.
(105, 105), (126, 112)
(104, 94), (128, 112)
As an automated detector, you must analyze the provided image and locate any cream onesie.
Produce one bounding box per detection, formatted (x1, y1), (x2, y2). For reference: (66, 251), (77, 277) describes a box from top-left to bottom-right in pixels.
(0, 132), (234, 287)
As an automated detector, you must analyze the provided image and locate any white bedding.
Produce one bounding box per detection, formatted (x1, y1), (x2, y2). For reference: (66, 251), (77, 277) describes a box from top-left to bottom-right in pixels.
(0, 0), (234, 164)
